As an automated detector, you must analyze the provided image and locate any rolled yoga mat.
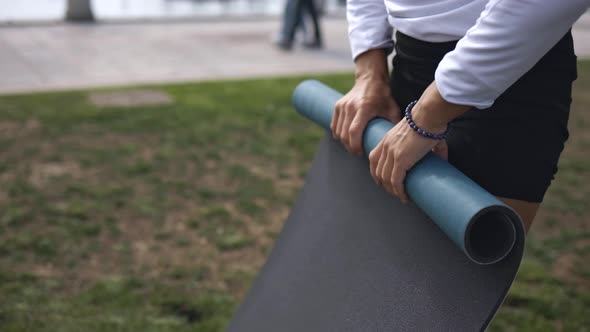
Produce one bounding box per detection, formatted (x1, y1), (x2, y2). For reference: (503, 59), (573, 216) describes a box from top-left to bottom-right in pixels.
(227, 80), (526, 331)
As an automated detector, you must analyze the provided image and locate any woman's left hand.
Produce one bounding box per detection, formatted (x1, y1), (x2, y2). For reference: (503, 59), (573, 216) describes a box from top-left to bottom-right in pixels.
(369, 81), (470, 203)
(369, 119), (447, 204)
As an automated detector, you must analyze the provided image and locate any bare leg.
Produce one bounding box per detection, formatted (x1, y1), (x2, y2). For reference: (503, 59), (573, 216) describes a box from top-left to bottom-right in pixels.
(497, 196), (540, 232)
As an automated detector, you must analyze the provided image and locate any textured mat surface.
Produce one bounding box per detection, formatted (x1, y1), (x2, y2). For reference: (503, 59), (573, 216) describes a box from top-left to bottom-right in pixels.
(228, 136), (524, 332)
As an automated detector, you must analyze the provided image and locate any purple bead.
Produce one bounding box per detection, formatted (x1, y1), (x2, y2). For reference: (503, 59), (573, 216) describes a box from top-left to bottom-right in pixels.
(404, 99), (449, 140)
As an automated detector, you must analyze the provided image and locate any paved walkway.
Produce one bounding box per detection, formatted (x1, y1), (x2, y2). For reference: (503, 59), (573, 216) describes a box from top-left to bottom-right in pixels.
(1, 15), (590, 95)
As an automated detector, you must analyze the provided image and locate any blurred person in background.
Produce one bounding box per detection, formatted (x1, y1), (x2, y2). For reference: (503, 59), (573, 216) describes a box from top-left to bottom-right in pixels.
(331, 0), (589, 231)
(275, 0), (323, 50)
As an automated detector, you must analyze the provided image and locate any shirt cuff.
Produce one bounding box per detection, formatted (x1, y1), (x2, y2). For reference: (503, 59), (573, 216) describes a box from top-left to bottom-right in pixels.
(348, 24), (394, 60)
(434, 59), (497, 109)
(350, 38), (394, 61)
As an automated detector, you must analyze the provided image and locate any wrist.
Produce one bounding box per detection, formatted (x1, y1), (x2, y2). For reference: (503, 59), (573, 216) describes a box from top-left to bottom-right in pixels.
(354, 49), (390, 83)
(412, 81), (471, 133)
(355, 71), (389, 85)
(410, 102), (449, 135)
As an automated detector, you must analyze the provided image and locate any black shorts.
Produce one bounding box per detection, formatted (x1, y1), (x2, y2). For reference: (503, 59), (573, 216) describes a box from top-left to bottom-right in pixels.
(390, 31), (577, 202)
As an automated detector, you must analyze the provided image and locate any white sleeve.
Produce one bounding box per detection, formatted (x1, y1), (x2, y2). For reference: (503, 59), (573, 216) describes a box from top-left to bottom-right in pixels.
(435, 0), (589, 109)
(347, 0), (394, 60)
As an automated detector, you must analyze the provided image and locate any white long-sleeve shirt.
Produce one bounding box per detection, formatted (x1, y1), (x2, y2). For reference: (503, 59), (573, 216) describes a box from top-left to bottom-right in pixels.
(348, 0), (589, 108)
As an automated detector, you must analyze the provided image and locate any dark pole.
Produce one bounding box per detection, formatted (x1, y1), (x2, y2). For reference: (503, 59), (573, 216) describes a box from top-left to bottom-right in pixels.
(66, 0), (95, 22)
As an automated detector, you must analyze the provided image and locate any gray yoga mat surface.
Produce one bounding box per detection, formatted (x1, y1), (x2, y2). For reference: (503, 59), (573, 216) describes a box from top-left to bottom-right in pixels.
(227, 82), (526, 331)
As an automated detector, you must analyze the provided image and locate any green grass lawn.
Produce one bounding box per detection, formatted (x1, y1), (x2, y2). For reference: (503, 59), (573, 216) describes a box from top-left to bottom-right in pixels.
(0, 63), (589, 331)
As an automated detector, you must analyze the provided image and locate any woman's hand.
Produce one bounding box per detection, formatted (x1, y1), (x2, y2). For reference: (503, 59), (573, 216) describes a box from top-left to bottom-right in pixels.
(332, 79), (401, 156)
(331, 49), (401, 156)
(369, 82), (471, 203)
(369, 119), (447, 203)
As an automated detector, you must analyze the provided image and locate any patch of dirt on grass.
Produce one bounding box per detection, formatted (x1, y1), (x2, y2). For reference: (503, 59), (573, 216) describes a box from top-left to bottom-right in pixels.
(188, 156), (297, 298)
(42, 210), (224, 295)
(103, 170), (285, 297)
(225, 151), (306, 199)
(30, 263), (58, 278)
(533, 207), (590, 291)
(272, 163), (308, 199)
(0, 119), (41, 137)
(29, 161), (82, 188)
(532, 210), (588, 239)
(88, 89), (174, 108)
(0, 123), (306, 302)
(552, 248), (590, 291)
(0, 189), (6, 204)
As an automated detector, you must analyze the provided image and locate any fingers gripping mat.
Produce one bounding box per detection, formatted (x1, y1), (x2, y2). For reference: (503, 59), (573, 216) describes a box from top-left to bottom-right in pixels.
(227, 135), (524, 332)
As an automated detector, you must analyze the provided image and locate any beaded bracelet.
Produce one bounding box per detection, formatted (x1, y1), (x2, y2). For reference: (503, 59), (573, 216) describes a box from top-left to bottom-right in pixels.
(403, 100), (449, 140)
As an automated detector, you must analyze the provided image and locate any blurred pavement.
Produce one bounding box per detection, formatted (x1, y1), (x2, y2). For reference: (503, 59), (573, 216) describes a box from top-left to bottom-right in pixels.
(0, 18), (351, 94)
(1, 15), (590, 95)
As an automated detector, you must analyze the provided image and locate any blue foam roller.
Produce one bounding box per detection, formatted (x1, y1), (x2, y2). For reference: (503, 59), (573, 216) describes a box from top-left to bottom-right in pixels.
(292, 80), (524, 264)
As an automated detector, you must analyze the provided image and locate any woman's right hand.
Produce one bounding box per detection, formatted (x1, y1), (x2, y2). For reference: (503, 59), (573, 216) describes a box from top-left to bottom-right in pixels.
(331, 70), (401, 156)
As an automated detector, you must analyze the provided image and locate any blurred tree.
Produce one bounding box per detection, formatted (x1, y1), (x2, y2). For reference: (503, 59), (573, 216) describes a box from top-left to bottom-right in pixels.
(66, 0), (95, 22)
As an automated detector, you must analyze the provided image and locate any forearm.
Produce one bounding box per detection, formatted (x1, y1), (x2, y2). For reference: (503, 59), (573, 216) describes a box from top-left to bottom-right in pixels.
(411, 82), (471, 134)
(333, 48), (401, 157)
(414, 0), (588, 133)
(435, 0), (588, 108)
(354, 49), (390, 83)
